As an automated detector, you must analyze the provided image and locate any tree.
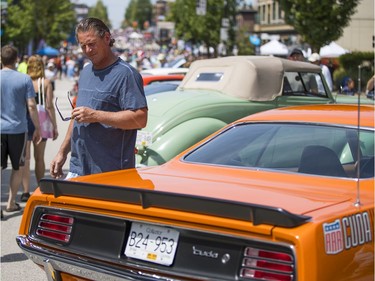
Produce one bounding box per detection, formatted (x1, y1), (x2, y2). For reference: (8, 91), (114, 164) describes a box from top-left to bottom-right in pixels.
(168, 0), (243, 57)
(124, 0), (152, 30)
(3, 0), (75, 54)
(279, 0), (360, 51)
(88, 0), (111, 29)
(224, 0), (238, 56)
(236, 26), (255, 55)
(170, 0), (225, 57)
(124, 0), (136, 28)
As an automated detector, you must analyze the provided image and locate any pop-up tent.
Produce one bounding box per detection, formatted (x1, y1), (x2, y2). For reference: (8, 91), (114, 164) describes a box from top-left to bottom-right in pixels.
(319, 42), (350, 58)
(37, 46), (59, 56)
(260, 40), (289, 56)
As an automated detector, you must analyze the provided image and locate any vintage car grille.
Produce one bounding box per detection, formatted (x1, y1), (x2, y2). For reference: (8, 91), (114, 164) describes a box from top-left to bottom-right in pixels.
(29, 207), (296, 281)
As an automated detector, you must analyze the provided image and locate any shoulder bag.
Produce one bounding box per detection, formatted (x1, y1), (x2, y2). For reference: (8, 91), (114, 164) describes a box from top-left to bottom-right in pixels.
(37, 77), (54, 139)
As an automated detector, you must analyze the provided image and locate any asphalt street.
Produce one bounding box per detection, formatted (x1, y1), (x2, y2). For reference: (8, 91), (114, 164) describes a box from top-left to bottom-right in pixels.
(1, 77), (75, 280)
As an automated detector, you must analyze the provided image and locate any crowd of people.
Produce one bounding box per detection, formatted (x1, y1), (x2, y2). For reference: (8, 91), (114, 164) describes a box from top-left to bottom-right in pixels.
(1, 46), (41, 214)
(1, 48), (59, 215)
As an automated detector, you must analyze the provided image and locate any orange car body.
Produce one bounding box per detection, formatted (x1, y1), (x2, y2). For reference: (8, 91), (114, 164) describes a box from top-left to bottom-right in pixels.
(18, 104), (374, 281)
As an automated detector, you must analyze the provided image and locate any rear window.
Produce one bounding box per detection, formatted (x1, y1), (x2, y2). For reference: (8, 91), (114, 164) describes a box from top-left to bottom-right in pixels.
(195, 72), (224, 82)
(184, 123), (374, 178)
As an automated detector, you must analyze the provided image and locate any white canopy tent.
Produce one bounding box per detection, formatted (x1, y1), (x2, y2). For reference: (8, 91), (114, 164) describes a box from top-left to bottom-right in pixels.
(129, 32), (143, 39)
(260, 40), (289, 56)
(319, 42), (350, 58)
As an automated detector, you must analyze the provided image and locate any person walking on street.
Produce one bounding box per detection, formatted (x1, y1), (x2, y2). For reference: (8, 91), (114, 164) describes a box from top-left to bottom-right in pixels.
(1, 45), (41, 212)
(287, 48), (318, 93)
(288, 48), (305, 62)
(20, 55), (59, 201)
(45, 62), (57, 91)
(308, 53), (333, 92)
(17, 54), (29, 74)
(365, 74), (374, 99)
(50, 17), (148, 179)
(340, 76), (356, 96)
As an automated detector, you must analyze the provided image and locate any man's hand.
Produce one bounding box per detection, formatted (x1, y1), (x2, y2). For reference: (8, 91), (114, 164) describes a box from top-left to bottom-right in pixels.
(71, 106), (96, 123)
(50, 152), (67, 179)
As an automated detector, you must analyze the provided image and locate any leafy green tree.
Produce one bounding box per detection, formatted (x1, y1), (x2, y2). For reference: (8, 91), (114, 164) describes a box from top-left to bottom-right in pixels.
(3, 0), (75, 54)
(279, 0), (360, 51)
(168, 0), (243, 57)
(236, 26), (255, 55)
(88, 0), (111, 29)
(224, 0), (238, 55)
(124, 0), (152, 30)
(124, 0), (136, 28)
(170, 0), (225, 57)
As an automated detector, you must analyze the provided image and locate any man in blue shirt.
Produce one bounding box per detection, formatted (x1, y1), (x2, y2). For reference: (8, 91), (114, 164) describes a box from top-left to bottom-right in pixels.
(1, 45), (41, 212)
(50, 18), (147, 178)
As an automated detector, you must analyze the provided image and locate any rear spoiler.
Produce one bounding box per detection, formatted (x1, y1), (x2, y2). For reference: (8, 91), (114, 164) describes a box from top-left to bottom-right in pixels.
(40, 179), (311, 228)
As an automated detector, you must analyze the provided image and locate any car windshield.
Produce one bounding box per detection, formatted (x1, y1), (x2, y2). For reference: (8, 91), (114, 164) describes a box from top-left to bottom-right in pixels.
(165, 56), (186, 68)
(183, 123), (374, 178)
(144, 81), (180, 96)
(283, 72), (329, 97)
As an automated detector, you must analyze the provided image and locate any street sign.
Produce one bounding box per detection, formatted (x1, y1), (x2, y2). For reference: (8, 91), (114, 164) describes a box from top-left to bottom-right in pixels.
(222, 18), (229, 28)
(196, 0), (206, 16)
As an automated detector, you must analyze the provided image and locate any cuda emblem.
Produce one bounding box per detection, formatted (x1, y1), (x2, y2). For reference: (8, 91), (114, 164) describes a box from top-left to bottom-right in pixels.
(323, 211), (373, 255)
(192, 246), (219, 259)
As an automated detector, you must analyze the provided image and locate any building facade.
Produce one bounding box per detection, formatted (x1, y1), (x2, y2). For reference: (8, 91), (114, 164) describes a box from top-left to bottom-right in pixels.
(336, 0), (374, 52)
(255, 0), (374, 52)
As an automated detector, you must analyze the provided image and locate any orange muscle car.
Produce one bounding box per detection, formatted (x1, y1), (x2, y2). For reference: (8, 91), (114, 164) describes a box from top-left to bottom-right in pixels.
(17, 104), (374, 281)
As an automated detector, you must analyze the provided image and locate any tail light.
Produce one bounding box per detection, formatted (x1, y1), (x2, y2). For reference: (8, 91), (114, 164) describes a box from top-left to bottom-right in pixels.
(240, 247), (294, 281)
(36, 214), (74, 243)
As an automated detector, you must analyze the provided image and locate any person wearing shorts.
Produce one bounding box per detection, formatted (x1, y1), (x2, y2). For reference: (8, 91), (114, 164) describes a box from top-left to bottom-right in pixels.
(1, 45), (41, 212)
(1, 133), (27, 171)
(19, 115), (38, 202)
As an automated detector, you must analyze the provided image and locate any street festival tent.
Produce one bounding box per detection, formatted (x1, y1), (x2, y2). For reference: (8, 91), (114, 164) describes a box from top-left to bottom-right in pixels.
(260, 39), (289, 56)
(129, 32), (144, 39)
(319, 42), (350, 58)
(37, 46), (59, 56)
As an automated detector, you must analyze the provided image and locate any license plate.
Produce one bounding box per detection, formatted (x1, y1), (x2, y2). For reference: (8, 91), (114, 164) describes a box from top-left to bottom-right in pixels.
(136, 130), (153, 147)
(125, 222), (179, 266)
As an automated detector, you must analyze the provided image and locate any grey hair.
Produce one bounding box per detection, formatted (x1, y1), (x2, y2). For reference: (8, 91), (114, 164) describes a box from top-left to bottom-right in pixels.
(75, 17), (115, 47)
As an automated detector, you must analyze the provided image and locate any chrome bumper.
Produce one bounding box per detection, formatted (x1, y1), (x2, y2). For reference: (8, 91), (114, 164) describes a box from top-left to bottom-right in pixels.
(16, 235), (180, 281)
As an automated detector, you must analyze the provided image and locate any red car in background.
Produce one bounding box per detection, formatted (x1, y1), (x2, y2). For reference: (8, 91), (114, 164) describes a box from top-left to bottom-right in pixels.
(142, 74), (185, 86)
(71, 74), (185, 107)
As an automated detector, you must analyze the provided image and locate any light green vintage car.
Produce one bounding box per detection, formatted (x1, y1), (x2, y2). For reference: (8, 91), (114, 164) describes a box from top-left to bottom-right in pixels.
(334, 93), (374, 105)
(135, 56), (362, 167)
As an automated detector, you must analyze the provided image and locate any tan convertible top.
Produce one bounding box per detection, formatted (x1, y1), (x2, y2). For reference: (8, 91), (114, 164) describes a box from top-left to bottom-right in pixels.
(179, 56), (321, 101)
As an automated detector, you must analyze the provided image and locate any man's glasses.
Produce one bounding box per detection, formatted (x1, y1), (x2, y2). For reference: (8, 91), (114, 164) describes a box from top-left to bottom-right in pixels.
(55, 92), (74, 121)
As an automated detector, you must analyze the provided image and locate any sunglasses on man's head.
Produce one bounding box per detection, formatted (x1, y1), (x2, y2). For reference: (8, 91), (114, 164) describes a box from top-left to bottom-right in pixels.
(55, 92), (74, 121)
